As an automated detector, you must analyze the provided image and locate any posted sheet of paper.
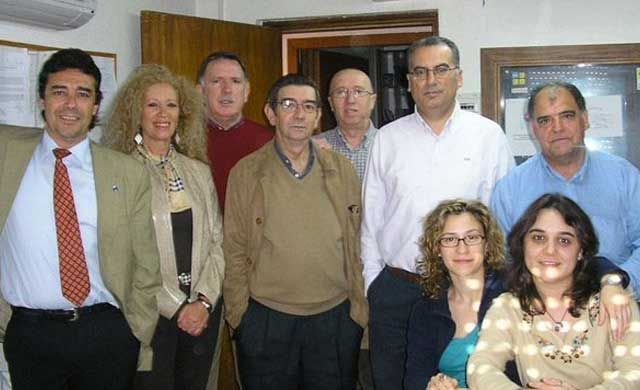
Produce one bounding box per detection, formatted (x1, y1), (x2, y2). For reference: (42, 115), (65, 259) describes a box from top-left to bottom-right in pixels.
(89, 56), (117, 143)
(0, 46), (32, 127)
(30, 50), (56, 129)
(504, 97), (537, 156)
(586, 95), (623, 138)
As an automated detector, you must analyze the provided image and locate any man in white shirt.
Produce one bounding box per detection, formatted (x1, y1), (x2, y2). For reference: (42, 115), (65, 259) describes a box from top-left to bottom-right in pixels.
(0, 48), (161, 389)
(361, 36), (514, 388)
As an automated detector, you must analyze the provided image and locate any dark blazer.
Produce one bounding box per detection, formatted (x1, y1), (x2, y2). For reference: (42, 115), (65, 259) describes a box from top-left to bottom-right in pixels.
(404, 271), (517, 390)
(0, 125), (162, 370)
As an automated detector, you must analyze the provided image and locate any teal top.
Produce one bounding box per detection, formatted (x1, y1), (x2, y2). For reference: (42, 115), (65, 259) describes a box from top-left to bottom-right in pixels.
(438, 326), (479, 388)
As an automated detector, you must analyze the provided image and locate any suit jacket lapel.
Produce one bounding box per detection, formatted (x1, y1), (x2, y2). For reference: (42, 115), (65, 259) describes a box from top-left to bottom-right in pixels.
(0, 134), (40, 230)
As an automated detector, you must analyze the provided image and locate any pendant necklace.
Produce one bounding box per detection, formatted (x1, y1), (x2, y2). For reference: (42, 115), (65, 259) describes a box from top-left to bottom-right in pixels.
(546, 308), (569, 332)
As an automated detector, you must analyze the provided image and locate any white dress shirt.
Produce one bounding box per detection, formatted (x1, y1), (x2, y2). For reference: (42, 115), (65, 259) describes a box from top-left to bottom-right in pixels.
(361, 103), (515, 292)
(0, 131), (117, 309)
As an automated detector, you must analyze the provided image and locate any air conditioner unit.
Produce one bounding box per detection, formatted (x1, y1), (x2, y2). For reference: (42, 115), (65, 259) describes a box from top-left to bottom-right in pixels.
(0, 0), (96, 30)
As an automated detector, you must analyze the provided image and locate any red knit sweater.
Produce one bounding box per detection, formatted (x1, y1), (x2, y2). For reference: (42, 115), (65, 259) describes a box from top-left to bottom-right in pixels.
(207, 118), (273, 210)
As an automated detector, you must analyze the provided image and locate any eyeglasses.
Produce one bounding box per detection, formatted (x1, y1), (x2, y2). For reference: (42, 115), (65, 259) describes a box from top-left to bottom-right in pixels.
(439, 234), (485, 247)
(272, 98), (319, 113)
(408, 65), (459, 80)
(330, 88), (374, 99)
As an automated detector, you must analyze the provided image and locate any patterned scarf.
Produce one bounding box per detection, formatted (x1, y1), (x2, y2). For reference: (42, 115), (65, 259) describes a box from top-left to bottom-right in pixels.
(136, 143), (190, 213)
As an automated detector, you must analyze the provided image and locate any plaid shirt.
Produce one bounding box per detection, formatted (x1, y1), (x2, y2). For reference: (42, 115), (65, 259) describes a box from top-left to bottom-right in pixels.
(316, 123), (377, 182)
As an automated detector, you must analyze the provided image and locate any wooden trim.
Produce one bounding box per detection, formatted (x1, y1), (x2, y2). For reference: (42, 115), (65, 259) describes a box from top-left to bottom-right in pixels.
(0, 39), (115, 59)
(286, 31), (428, 73)
(481, 43), (640, 123)
(263, 10), (438, 33)
(0, 39), (117, 80)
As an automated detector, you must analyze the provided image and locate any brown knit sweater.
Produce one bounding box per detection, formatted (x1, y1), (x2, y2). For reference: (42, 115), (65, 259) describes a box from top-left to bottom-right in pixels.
(251, 161), (348, 315)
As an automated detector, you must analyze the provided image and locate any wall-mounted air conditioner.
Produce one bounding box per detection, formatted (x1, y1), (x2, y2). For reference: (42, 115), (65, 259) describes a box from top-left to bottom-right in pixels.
(0, 0), (96, 30)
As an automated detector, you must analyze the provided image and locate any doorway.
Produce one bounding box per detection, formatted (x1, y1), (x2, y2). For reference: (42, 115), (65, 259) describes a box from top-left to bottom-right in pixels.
(300, 45), (416, 131)
(264, 11), (438, 131)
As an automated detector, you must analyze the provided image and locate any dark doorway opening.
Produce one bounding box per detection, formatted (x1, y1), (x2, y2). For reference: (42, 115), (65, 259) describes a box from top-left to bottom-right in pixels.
(300, 45), (415, 132)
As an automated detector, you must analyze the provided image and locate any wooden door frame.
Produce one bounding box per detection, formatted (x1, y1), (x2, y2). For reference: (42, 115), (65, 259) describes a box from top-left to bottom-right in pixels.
(262, 11), (439, 73)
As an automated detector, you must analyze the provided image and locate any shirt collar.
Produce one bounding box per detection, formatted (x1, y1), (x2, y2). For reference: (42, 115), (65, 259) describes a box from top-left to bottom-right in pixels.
(335, 122), (377, 150)
(207, 116), (245, 132)
(39, 130), (92, 169)
(273, 139), (315, 179)
(413, 100), (461, 137)
(539, 150), (589, 183)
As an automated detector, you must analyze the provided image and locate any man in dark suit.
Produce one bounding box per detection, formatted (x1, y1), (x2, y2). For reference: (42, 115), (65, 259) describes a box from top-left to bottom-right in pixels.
(0, 48), (161, 389)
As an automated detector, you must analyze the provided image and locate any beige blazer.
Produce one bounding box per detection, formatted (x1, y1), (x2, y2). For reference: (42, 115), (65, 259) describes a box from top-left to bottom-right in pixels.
(135, 151), (224, 319)
(0, 125), (162, 370)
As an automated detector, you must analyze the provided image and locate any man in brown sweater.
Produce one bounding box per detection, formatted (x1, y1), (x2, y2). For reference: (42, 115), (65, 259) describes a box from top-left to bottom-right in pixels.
(223, 74), (367, 389)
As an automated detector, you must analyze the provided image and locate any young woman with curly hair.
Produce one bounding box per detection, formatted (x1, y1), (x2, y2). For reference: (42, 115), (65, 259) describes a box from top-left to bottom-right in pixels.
(405, 199), (516, 390)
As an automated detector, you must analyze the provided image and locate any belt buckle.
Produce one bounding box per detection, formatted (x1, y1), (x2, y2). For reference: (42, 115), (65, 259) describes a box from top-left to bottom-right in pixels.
(69, 307), (80, 322)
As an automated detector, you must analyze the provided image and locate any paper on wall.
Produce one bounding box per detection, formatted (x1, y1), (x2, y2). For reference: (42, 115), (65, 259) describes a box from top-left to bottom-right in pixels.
(504, 97), (537, 156)
(586, 95), (623, 138)
(0, 46), (32, 127)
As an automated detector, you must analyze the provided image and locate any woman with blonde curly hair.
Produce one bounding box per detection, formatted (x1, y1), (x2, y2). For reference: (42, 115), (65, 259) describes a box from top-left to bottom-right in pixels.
(404, 199), (516, 390)
(102, 64), (224, 390)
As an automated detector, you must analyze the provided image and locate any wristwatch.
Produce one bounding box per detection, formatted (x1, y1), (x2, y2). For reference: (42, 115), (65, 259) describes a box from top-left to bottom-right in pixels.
(196, 296), (213, 314)
(601, 274), (623, 286)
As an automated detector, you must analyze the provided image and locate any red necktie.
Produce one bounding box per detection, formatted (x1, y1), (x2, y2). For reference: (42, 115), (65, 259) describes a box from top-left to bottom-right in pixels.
(53, 148), (90, 307)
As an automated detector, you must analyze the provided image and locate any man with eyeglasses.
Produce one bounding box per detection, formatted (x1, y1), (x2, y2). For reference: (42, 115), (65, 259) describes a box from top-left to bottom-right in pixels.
(223, 74), (367, 389)
(315, 68), (377, 181)
(361, 36), (514, 388)
(316, 68), (377, 390)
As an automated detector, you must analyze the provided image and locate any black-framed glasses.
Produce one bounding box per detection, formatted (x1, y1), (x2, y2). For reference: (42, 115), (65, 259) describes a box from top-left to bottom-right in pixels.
(272, 98), (319, 113)
(330, 88), (374, 99)
(439, 234), (485, 247)
(408, 65), (459, 80)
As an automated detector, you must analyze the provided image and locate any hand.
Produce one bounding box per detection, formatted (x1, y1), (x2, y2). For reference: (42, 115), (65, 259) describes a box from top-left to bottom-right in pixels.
(312, 137), (332, 150)
(527, 377), (577, 389)
(427, 373), (458, 390)
(598, 284), (631, 341)
(177, 301), (209, 336)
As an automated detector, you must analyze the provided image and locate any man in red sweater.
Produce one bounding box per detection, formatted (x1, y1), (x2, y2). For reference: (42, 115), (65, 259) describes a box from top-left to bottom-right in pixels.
(196, 52), (273, 209)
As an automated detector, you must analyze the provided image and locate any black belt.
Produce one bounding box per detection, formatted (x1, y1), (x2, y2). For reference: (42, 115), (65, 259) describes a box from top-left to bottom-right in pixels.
(11, 303), (116, 322)
(386, 266), (421, 285)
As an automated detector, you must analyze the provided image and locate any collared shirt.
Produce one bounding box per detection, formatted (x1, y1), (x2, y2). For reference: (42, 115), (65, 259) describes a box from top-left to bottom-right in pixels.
(490, 151), (640, 295)
(208, 117), (245, 132)
(274, 140), (316, 179)
(361, 103), (515, 292)
(315, 123), (378, 181)
(0, 131), (118, 309)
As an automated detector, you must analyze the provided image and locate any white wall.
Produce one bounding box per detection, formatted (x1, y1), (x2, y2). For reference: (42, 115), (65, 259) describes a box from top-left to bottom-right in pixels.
(221, 0), (640, 93)
(0, 0), (196, 83)
(3, 0), (637, 94)
(196, 0), (222, 19)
